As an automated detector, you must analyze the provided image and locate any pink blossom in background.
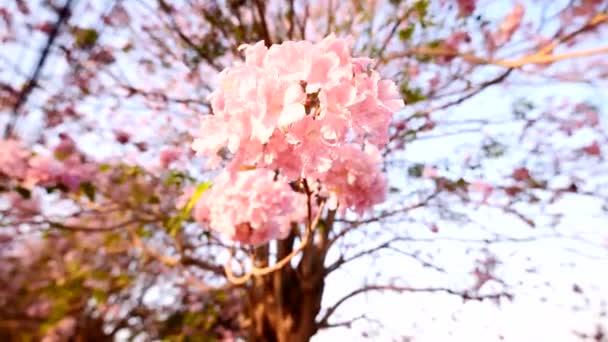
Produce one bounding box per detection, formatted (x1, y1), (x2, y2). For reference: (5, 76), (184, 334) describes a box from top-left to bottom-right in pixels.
(159, 147), (181, 168)
(456, 0), (476, 17)
(0, 139), (30, 179)
(575, 103), (600, 127)
(407, 64), (420, 78)
(25, 300), (52, 319)
(194, 169), (307, 245)
(7, 192), (40, 218)
(24, 155), (62, 189)
(512, 167), (530, 181)
(42, 316), (77, 342)
(0, 137), (98, 193)
(496, 3), (525, 45)
(441, 31), (471, 61)
(470, 180), (494, 203)
(423, 166), (439, 179)
(192, 34), (403, 225)
(583, 141), (601, 156)
(59, 156), (97, 191)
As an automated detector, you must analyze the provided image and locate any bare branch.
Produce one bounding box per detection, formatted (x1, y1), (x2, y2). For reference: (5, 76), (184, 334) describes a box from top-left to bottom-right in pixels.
(3, 0), (73, 138)
(156, 0), (223, 71)
(253, 0), (272, 46)
(318, 285), (513, 327)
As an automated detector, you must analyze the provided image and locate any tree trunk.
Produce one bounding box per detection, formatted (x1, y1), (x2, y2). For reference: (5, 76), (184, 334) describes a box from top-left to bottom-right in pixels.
(247, 242), (326, 342)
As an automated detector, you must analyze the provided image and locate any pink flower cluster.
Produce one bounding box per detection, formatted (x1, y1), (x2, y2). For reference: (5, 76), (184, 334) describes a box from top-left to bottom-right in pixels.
(0, 139), (30, 179)
(456, 0), (476, 17)
(0, 138), (95, 191)
(193, 169), (307, 246)
(191, 35), (403, 244)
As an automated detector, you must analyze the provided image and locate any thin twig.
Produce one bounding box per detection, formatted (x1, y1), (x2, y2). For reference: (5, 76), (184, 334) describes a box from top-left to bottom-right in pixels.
(3, 0), (73, 138)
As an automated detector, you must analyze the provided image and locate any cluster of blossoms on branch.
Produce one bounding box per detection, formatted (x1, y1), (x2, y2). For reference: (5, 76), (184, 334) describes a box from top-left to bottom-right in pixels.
(194, 169), (307, 246)
(0, 136), (95, 191)
(192, 34), (404, 245)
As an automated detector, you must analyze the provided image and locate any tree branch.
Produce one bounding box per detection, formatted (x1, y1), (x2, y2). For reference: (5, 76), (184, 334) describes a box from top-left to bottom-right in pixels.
(318, 285), (512, 327)
(3, 0), (73, 138)
(253, 0), (272, 46)
(156, 0), (222, 71)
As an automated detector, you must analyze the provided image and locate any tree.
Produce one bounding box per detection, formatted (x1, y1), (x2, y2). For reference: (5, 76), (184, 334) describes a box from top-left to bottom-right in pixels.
(1, 0), (607, 341)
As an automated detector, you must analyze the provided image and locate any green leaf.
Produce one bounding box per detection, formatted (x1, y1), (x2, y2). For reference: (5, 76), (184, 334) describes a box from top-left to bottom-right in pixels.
(104, 233), (122, 246)
(401, 129), (418, 142)
(482, 141), (507, 158)
(165, 170), (186, 186)
(80, 182), (96, 201)
(183, 181), (212, 215)
(427, 39), (442, 48)
(122, 42), (133, 52)
(148, 195), (160, 204)
(413, 0), (430, 26)
(99, 164), (111, 172)
(398, 24), (415, 41)
(167, 181), (212, 236)
(115, 274), (132, 288)
(399, 83), (426, 104)
(512, 98), (535, 119)
(136, 225), (152, 238)
(92, 289), (108, 303)
(91, 270), (109, 280)
(407, 163), (424, 178)
(124, 165), (142, 176)
(455, 178), (468, 188)
(74, 28), (98, 48)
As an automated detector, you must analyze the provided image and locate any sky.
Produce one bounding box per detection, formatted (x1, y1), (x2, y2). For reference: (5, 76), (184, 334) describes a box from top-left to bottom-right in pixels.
(314, 83), (608, 341)
(313, 1), (608, 340)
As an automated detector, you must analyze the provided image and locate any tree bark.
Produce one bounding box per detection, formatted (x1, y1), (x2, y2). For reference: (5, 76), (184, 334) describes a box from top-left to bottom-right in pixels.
(247, 233), (328, 342)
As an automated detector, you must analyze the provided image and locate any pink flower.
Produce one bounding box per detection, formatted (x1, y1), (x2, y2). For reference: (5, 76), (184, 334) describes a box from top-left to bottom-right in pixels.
(583, 141), (601, 156)
(320, 144), (387, 214)
(58, 157), (96, 191)
(194, 169), (307, 246)
(159, 147), (181, 168)
(0, 139), (30, 179)
(277, 83), (307, 127)
(191, 35), (403, 243)
(193, 34), (403, 176)
(240, 41), (267, 67)
(437, 31), (470, 63)
(456, 0), (476, 17)
(512, 167), (530, 181)
(496, 3), (525, 45)
(24, 155), (62, 188)
(423, 166), (439, 178)
(470, 180), (494, 202)
(264, 40), (314, 82)
(7, 192), (40, 217)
